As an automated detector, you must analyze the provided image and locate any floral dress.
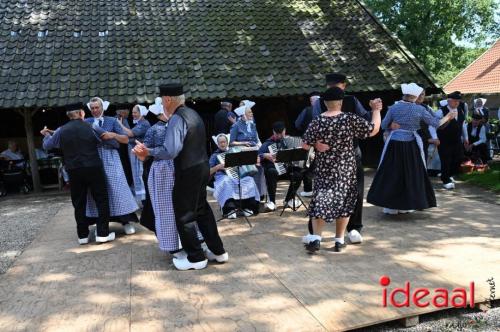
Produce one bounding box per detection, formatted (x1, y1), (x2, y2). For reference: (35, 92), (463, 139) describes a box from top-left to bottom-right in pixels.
(303, 113), (374, 222)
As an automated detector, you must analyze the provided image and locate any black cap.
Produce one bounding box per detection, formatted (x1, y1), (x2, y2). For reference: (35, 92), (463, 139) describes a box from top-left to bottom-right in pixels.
(159, 83), (185, 97)
(322, 87), (345, 101)
(309, 91), (321, 97)
(325, 72), (347, 84)
(471, 113), (483, 120)
(65, 102), (84, 112)
(272, 121), (286, 133)
(447, 91), (462, 100)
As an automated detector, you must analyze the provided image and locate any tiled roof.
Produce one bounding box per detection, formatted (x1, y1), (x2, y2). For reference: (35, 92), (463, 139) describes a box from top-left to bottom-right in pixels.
(444, 39), (500, 94)
(0, 0), (438, 109)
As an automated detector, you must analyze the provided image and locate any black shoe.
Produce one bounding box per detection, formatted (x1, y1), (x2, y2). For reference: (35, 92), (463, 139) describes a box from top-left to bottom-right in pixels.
(305, 240), (320, 253)
(334, 241), (347, 252)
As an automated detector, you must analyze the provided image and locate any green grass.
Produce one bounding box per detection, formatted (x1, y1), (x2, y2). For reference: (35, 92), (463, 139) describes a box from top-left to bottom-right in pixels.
(459, 162), (500, 193)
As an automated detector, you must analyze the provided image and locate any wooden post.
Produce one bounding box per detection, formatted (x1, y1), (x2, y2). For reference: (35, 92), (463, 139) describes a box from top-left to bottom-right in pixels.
(22, 109), (42, 193)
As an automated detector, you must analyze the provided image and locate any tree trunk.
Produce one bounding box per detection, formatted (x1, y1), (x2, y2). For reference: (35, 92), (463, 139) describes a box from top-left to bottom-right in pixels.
(23, 109), (42, 192)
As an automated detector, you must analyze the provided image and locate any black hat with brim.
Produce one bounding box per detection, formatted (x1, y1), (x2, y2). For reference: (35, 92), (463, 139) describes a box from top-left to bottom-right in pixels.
(447, 91), (462, 100)
(159, 83), (185, 97)
(325, 72), (347, 84)
(65, 102), (84, 112)
(322, 87), (345, 101)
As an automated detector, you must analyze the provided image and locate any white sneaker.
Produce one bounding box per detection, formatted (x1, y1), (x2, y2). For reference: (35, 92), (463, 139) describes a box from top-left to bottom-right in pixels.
(286, 198), (302, 209)
(173, 250), (187, 259)
(172, 257), (208, 270)
(348, 230), (363, 244)
(96, 232), (116, 243)
(383, 208), (399, 215)
(300, 191), (313, 197)
(265, 201), (276, 211)
(205, 249), (229, 263)
(228, 211), (237, 219)
(124, 223), (136, 235)
(302, 234), (314, 244)
(443, 182), (455, 190)
(398, 210), (415, 214)
(243, 209), (254, 217)
(78, 237), (89, 245)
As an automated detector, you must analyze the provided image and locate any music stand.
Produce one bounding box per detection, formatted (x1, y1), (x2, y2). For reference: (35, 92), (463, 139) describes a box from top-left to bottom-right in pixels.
(276, 148), (310, 216)
(217, 150), (258, 227)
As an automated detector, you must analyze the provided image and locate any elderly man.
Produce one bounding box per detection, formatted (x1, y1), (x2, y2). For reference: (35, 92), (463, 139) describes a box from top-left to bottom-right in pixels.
(303, 73), (382, 245)
(464, 113), (489, 163)
(41, 103), (115, 244)
(85, 97), (139, 234)
(213, 100), (237, 135)
(437, 92), (465, 189)
(134, 84), (227, 270)
(0, 141), (25, 168)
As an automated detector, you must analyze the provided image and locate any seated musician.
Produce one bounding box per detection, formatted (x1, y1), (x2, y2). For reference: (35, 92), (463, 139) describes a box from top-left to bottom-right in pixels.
(209, 134), (260, 219)
(258, 121), (304, 211)
(230, 104), (260, 147)
(463, 113), (490, 163)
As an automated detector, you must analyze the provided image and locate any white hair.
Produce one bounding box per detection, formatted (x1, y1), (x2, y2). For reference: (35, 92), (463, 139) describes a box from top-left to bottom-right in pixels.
(170, 94), (186, 104)
(89, 97), (104, 109)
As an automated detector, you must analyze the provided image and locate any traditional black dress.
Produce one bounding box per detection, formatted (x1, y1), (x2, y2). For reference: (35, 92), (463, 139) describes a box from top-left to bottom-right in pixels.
(367, 101), (439, 210)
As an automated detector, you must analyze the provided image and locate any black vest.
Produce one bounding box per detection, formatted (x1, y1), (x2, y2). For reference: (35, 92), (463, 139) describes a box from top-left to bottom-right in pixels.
(418, 105), (433, 143)
(59, 120), (103, 170)
(467, 123), (483, 144)
(174, 105), (208, 171)
(437, 106), (465, 144)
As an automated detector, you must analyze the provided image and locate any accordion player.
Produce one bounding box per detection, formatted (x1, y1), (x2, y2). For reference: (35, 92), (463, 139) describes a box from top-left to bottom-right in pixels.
(258, 121), (309, 211)
(209, 134), (260, 219)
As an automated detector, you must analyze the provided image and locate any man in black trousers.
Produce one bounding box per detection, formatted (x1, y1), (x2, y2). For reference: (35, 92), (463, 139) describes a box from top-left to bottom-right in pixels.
(41, 103), (115, 244)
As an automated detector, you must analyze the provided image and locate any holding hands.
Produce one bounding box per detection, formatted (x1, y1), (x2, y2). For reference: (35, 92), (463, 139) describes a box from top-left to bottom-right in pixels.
(369, 98), (383, 112)
(132, 141), (149, 161)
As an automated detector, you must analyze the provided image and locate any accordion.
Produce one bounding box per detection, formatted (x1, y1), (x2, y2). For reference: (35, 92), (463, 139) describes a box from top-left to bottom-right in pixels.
(216, 147), (258, 180)
(268, 136), (306, 175)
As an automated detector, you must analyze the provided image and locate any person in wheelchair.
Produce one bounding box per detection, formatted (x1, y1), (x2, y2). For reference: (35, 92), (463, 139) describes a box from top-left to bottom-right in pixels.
(0, 141), (30, 194)
(209, 134), (260, 219)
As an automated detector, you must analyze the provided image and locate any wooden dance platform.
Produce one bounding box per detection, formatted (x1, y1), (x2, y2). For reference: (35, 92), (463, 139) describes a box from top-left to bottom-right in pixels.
(0, 177), (499, 331)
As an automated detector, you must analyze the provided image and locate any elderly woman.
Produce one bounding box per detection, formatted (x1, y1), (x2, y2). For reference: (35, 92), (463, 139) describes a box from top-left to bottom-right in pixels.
(367, 84), (456, 215)
(302, 87), (381, 253)
(85, 97), (139, 235)
(230, 102), (260, 147)
(118, 104), (151, 203)
(209, 134), (260, 218)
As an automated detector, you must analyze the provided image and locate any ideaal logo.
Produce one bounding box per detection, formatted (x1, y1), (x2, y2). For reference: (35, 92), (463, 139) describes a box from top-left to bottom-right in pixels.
(380, 275), (475, 308)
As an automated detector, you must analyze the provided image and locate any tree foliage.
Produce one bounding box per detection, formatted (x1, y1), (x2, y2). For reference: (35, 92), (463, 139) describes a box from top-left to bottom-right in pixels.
(363, 0), (499, 85)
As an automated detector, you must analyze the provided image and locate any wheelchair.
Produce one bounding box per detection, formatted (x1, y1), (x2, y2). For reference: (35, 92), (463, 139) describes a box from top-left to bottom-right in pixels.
(0, 159), (31, 195)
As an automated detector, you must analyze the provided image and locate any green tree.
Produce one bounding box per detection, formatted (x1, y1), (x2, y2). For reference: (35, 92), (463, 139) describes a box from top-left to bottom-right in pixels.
(363, 0), (499, 85)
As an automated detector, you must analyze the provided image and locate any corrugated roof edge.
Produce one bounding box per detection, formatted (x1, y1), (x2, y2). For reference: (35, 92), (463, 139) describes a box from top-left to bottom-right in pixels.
(354, 0), (441, 93)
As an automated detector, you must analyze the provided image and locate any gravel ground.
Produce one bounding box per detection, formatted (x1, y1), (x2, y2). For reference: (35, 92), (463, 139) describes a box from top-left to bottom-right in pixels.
(0, 192), (68, 274)
(354, 301), (500, 331)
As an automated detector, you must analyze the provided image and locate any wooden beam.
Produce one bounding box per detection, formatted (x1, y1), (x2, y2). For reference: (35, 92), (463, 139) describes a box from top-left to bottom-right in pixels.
(22, 109), (42, 193)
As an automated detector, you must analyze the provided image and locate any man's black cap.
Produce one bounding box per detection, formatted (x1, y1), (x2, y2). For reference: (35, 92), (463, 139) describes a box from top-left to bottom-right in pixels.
(65, 102), (84, 112)
(447, 91), (462, 100)
(325, 72), (347, 84)
(322, 87), (345, 101)
(159, 83), (185, 97)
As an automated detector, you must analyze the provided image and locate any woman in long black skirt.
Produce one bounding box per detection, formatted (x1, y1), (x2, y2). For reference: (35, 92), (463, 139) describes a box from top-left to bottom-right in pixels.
(367, 83), (456, 214)
(302, 87), (381, 253)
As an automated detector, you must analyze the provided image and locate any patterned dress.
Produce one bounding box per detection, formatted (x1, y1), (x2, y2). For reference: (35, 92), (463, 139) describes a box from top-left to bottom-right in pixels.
(303, 113), (374, 222)
(144, 121), (179, 252)
(129, 119), (151, 202)
(85, 117), (139, 218)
